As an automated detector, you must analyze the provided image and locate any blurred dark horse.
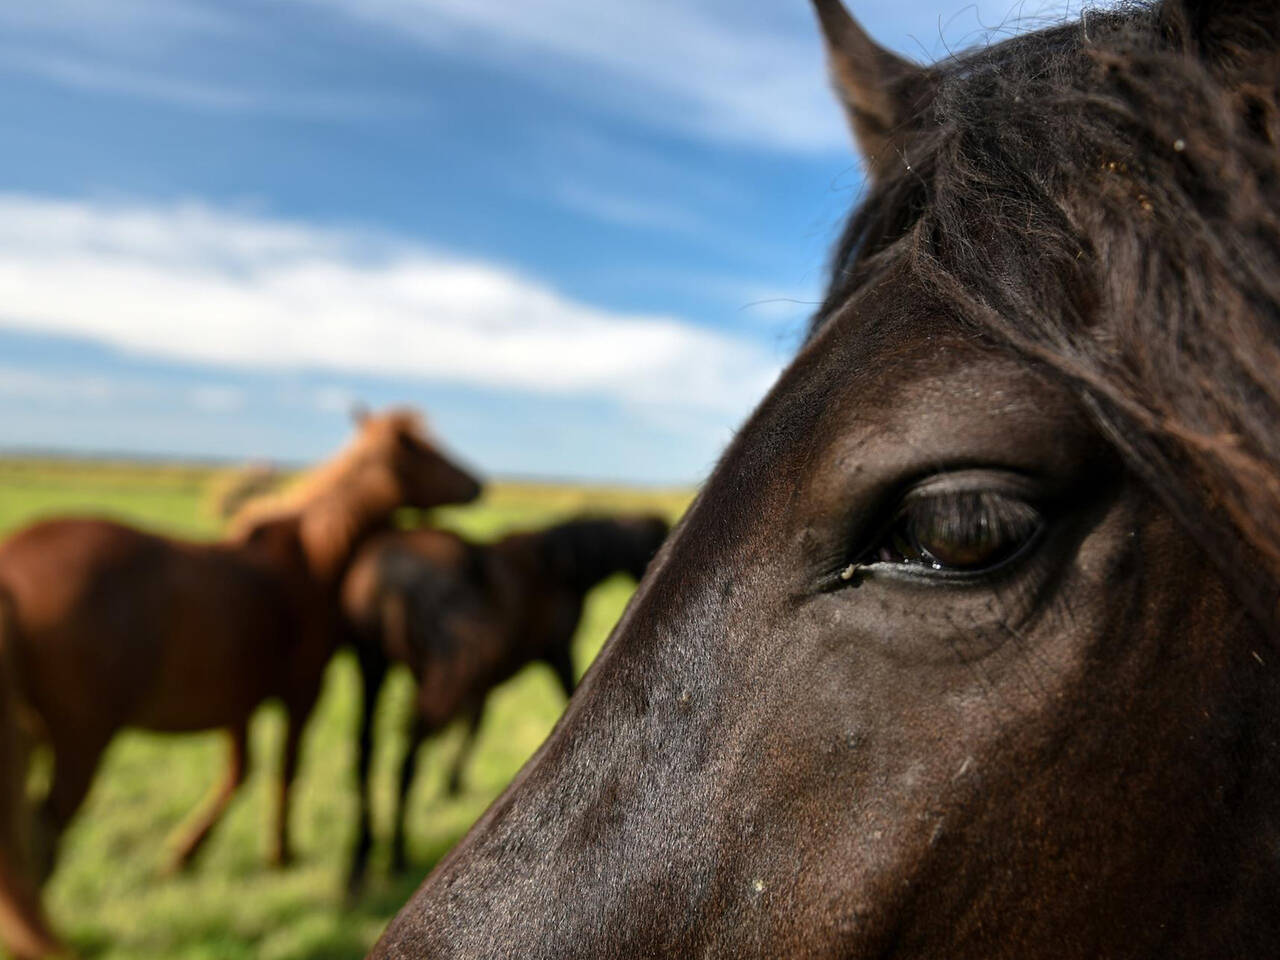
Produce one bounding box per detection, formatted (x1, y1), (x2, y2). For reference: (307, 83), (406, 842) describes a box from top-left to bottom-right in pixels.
(342, 514), (668, 895)
(0, 409), (479, 960)
(372, 1), (1280, 957)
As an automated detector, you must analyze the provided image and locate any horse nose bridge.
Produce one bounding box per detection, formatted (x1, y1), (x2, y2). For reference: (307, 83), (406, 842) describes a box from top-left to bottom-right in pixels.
(378, 684), (737, 956)
(370, 512), (763, 956)
(398, 588), (746, 954)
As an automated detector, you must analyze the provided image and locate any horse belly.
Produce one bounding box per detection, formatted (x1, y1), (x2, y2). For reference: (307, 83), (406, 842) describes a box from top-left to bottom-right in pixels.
(129, 593), (289, 732)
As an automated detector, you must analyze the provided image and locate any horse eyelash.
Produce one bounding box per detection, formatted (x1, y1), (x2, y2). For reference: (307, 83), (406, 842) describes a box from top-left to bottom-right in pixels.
(893, 490), (1043, 551)
(824, 488), (1045, 590)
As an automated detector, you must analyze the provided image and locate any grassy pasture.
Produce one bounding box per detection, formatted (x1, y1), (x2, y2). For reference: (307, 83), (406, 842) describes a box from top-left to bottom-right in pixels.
(0, 457), (690, 959)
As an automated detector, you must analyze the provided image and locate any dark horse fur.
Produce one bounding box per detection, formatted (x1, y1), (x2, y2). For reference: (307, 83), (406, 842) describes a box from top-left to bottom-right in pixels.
(0, 410), (479, 960)
(371, 1), (1280, 958)
(342, 514), (668, 895)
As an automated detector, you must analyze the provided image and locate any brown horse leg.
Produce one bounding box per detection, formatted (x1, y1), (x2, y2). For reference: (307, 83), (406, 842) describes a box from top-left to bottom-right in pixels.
(444, 699), (485, 798)
(269, 693), (319, 869)
(0, 643), (62, 960)
(0, 861), (59, 960)
(164, 722), (248, 873)
(390, 715), (427, 875)
(36, 731), (109, 882)
(345, 643), (389, 900)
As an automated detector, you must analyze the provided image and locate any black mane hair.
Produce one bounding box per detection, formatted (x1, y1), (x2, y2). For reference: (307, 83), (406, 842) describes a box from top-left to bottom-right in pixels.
(533, 515), (669, 595)
(814, 1), (1280, 626)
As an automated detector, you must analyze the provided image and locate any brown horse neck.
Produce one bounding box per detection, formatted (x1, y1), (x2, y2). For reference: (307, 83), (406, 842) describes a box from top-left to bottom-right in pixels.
(297, 472), (402, 587)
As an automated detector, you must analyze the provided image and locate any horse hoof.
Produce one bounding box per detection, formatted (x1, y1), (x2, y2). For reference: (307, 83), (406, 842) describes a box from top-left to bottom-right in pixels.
(159, 852), (194, 878)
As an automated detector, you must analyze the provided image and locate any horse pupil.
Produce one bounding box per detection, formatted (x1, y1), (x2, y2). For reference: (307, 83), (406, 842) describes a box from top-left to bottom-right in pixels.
(880, 491), (1041, 573)
(919, 523), (999, 568)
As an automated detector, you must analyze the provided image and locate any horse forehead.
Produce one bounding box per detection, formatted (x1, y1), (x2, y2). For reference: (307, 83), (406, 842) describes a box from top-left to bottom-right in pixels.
(743, 300), (1065, 475)
(662, 304), (1080, 596)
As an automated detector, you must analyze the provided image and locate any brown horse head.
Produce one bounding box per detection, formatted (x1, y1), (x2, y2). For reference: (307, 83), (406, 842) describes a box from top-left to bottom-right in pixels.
(237, 407), (481, 581)
(371, 2), (1280, 957)
(346, 407), (482, 512)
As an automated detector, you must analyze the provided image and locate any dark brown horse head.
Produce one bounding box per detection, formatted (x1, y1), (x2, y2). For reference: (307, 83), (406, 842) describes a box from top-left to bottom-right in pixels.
(371, 2), (1280, 957)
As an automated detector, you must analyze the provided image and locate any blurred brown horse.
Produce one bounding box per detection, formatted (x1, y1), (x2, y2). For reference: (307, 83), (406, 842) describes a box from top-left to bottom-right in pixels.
(0, 592), (58, 960)
(372, 2), (1280, 958)
(0, 409), (478, 959)
(342, 514), (668, 894)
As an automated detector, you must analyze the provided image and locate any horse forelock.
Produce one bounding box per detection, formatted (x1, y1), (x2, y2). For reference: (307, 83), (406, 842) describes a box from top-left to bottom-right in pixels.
(812, 0), (1280, 629)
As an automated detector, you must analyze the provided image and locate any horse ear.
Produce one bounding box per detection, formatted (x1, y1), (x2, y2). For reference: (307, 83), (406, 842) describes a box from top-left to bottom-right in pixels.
(351, 403), (371, 427)
(1171, 0), (1280, 75)
(810, 0), (931, 179)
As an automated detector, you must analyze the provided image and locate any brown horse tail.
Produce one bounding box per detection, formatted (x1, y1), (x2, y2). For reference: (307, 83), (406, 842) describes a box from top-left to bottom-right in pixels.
(0, 590), (61, 959)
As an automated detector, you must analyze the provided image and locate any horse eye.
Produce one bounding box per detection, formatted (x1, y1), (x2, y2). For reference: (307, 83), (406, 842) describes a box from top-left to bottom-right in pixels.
(871, 489), (1043, 574)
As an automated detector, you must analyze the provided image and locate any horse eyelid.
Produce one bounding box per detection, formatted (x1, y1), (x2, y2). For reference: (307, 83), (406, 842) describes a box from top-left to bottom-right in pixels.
(821, 484), (1048, 590)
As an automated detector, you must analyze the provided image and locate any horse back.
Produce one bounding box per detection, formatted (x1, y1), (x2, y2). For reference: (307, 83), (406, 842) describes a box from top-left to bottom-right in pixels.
(489, 533), (586, 663)
(0, 517), (305, 733)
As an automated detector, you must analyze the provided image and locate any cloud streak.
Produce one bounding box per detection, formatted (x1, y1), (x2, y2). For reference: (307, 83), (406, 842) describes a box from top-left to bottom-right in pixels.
(0, 194), (782, 419)
(0, 50), (414, 117)
(293, 0), (1079, 152)
(1, 0), (1080, 153)
(301, 0), (844, 152)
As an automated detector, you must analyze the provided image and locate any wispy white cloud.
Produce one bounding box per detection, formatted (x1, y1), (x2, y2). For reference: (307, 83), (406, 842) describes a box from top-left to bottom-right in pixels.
(0, 365), (143, 406)
(0, 364), (249, 417)
(308, 385), (361, 415)
(552, 181), (708, 235)
(0, 0), (1080, 152)
(187, 384), (248, 413)
(0, 50), (415, 117)
(0, 0), (416, 121)
(291, 0), (1080, 152)
(0, 0), (239, 47)
(0, 194), (782, 418)
(298, 0), (845, 152)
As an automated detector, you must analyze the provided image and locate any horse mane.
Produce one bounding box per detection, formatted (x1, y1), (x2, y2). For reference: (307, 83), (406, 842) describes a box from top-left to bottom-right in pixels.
(205, 462), (283, 522)
(230, 409), (430, 580)
(518, 515), (667, 594)
(232, 410), (427, 524)
(814, 1), (1280, 628)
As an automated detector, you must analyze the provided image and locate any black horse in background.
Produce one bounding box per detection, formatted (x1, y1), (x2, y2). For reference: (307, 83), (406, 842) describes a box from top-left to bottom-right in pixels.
(370, 1), (1280, 957)
(342, 514), (668, 897)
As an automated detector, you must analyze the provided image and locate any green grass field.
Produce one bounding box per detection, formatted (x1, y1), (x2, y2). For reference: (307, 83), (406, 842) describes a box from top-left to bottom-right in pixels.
(0, 457), (690, 959)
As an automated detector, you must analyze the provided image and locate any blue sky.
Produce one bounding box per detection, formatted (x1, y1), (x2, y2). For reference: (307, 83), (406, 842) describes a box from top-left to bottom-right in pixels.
(0, 0), (1074, 484)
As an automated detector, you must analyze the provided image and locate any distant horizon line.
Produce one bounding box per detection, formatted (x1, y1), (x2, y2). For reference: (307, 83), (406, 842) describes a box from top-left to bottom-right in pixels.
(0, 445), (698, 492)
